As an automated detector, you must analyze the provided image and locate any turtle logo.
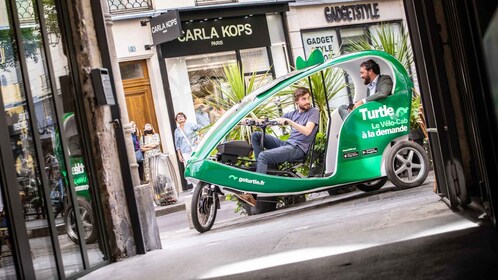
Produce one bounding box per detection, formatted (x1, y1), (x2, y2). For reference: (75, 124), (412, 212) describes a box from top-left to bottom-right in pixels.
(228, 175), (238, 180)
(396, 107), (409, 116)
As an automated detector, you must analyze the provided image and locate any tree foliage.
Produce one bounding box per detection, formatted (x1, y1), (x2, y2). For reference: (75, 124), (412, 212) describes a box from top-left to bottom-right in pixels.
(0, 28), (40, 70)
(346, 24), (413, 70)
(205, 63), (293, 142)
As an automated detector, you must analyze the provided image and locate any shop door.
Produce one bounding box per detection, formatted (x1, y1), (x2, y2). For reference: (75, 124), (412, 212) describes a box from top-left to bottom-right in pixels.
(120, 61), (159, 136)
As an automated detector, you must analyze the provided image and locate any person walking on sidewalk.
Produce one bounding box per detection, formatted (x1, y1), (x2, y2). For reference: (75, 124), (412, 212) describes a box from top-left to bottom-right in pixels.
(174, 112), (201, 191)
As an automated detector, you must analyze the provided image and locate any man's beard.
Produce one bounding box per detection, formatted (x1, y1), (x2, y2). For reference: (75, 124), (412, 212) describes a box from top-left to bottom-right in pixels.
(299, 103), (311, 111)
(363, 76), (371, 85)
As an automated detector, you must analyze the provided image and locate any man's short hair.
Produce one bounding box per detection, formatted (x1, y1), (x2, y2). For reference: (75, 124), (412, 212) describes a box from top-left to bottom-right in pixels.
(175, 112), (186, 121)
(293, 87), (310, 102)
(360, 59), (380, 75)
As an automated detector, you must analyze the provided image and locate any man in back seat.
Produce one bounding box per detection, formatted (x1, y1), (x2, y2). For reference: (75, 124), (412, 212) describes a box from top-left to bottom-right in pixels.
(339, 59), (393, 119)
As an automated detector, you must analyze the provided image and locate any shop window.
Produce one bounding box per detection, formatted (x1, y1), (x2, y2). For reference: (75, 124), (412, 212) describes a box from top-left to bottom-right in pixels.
(164, 52), (238, 129)
(368, 23), (402, 44)
(240, 47), (273, 92)
(240, 48), (269, 74)
(340, 27), (368, 53)
(186, 51), (237, 100)
(0, 0), (108, 277)
(168, 48), (274, 131)
(301, 29), (340, 61)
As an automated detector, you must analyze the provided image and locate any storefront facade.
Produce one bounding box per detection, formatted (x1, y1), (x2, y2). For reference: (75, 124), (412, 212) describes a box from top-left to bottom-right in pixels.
(111, 1), (293, 191)
(287, 0), (408, 108)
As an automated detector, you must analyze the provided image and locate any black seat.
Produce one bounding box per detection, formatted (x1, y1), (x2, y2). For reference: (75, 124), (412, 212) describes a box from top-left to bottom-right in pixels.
(277, 131), (318, 177)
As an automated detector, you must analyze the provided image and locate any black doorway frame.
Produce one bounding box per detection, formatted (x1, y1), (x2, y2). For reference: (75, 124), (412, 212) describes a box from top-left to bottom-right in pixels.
(403, 0), (498, 226)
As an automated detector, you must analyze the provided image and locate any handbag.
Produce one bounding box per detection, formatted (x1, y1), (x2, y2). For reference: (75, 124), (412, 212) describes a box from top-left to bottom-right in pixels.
(135, 149), (144, 163)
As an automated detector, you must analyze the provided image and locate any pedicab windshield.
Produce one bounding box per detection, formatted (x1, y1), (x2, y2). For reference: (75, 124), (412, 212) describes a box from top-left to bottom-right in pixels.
(194, 68), (309, 151)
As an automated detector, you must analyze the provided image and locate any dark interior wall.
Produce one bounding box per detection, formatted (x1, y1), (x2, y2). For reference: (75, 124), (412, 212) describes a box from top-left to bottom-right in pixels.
(404, 0), (498, 226)
(437, 0), (498, 224)
(433, 0), (473, 193)
(470, 0), (498, 39)
(438, 0), (498, 223)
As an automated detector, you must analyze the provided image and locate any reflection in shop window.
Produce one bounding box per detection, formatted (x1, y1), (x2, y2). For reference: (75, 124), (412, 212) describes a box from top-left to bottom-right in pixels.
(240, 48), (270, 74)
(368, 23), (402, 46)
(340, 27), (367, 53)
(171, 48), (274, 130)
(241, 47), (272, 89)
(186, 51), (237, 98)
(185, 52), (236, 128)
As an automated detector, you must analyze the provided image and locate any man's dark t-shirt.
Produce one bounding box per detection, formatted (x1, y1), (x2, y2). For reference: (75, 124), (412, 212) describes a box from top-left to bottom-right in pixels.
(283, 107), (319, 153)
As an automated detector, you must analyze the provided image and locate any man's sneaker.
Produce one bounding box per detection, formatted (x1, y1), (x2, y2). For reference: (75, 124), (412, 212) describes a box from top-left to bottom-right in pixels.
(234, 193), (257, 207)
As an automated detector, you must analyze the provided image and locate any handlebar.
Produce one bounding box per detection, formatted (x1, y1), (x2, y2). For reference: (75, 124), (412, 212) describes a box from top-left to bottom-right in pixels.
(242, 119), (288, 127)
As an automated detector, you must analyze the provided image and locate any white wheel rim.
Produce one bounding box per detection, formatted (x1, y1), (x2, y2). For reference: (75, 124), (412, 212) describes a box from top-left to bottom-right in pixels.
(392, 147), (426, 183)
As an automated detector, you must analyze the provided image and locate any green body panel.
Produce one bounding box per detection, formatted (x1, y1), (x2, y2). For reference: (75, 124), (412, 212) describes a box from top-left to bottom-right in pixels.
(56, 113), (91, 201)
(185, 50), (412, 195)
(69, 156), (91, 201)
(296, 49), (325, 70)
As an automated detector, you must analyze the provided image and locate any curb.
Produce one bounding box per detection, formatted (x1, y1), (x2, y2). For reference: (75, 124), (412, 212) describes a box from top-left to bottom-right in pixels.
(155, 203), (186, 217)
(154, 194), (227, 217)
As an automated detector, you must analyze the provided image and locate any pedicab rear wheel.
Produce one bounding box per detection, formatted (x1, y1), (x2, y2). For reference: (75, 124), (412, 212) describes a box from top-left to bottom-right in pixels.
(356, 177), (388, 192)
(64, 197), (97, 244)
(191, 182), (218, 233)
(386, 141), (429, 189)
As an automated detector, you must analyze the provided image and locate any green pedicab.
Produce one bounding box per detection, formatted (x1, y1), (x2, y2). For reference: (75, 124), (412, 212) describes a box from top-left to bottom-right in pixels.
(186, 50), (429, 233)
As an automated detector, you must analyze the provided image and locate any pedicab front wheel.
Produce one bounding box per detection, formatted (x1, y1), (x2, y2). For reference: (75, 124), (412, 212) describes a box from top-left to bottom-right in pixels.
(386, 141), (429, 189)
(191, 182), (219, 233)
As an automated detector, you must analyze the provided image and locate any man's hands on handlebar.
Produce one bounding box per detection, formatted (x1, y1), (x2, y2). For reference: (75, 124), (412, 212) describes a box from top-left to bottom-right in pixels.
(240, 118), (289, 127)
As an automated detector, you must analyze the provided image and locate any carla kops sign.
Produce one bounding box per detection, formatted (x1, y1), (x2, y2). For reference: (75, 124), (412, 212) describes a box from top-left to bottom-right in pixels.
(150, 10), (182, 45)
(160, 15), (270, 57)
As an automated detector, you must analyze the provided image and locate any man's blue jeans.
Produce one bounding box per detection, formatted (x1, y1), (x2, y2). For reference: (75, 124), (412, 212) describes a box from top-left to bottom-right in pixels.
(251, 131), (305, 174)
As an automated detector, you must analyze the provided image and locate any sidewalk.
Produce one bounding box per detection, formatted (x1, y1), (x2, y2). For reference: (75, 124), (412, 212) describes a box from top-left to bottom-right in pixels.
(80, 172), (498, 280)
(154, 191), (194, 217)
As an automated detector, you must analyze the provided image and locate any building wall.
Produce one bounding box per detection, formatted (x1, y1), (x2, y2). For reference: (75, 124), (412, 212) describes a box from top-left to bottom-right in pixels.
(113, 20), (154, 61)
(288, 0), (405, 60)
(111, 2), (293, 192)
(155, 0), (194, 10)
(111, 17), (182, 193)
